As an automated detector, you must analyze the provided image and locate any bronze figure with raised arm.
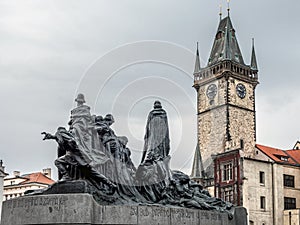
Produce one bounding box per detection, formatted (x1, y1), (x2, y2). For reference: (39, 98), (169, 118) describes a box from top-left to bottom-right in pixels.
(41, 127), (116, 191)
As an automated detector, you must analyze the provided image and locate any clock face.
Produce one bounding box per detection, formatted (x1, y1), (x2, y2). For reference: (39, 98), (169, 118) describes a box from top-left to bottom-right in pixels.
(206, 84), (217, 99)
(236, 83), (246, 99)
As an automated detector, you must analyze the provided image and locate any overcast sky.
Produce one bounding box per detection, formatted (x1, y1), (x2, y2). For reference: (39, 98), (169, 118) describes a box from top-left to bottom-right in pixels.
(1, 0), (300, 179)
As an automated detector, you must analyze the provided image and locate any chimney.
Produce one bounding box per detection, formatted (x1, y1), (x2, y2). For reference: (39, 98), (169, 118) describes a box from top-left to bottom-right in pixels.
(13, 171), (20, 177)
(42, 168), (51, 179)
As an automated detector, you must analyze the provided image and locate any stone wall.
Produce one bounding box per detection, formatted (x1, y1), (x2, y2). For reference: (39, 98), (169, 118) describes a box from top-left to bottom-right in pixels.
(242, 159), (274, 225)
(198, 107), (227, 168)
(1, 194), (247, 225)
(227, 106), (256, 157)
(197, 78), (226, 113)
(283, 209), (300, 225)
(197, 75), (257, 168)
(228, 78), (254, 111)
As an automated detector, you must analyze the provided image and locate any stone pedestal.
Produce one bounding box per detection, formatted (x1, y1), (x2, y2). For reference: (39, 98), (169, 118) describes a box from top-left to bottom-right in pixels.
(1, 194), (247, 225)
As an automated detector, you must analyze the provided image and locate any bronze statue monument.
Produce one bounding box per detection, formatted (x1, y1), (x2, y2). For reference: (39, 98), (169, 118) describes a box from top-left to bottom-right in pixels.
(39, 94), (233, 217)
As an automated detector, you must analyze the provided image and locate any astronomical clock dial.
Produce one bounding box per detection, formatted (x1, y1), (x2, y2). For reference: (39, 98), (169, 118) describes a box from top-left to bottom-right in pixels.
(236, 83), (246, 99)
(206, 84), (217, 99)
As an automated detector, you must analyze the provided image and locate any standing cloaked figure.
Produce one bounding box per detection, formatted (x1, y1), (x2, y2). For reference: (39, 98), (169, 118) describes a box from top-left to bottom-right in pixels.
(141, 101), (170, 163)
(69, 94), (109, 169)
(136, 101), (172, 202)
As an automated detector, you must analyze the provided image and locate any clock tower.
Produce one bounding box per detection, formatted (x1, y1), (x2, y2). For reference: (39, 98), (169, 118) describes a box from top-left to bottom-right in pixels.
(193, 13), (259, 171)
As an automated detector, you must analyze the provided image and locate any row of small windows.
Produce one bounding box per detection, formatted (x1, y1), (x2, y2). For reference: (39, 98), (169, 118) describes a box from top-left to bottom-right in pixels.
(222, 167), (296, 188)
(259, 196), (296, 210)
(259, 171), (295, 188)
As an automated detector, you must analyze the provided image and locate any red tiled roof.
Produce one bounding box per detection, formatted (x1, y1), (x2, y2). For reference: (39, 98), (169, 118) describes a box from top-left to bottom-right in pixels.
(20, 172), (55, 185)
(286, 150), (300, 165)
(256, 144), (299, 165)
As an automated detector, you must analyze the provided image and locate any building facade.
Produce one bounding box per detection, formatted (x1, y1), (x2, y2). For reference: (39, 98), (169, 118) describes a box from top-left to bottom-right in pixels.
(3, 168), (54, 201)
(213, 144), (300, 225)
(190, 8), (300, 225)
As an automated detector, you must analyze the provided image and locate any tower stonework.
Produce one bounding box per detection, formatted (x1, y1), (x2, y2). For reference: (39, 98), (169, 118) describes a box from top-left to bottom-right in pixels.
(193, 15), (259, 170)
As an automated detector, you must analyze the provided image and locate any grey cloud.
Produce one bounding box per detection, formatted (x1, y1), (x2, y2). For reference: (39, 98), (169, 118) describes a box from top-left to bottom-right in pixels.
(0, 0), (299, 178)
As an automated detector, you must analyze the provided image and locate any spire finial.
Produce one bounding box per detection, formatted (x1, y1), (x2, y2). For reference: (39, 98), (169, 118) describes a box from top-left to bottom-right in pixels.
(227, 0), (231, 16)
(219, 2), (223, 20)
(194, 42), (201, 74)
(251, 38), (258, 71)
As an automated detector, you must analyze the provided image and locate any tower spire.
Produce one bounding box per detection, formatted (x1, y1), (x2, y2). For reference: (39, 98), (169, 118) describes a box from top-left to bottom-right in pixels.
(194, 42), (201, 73)
(190, 143), (205, 180)
(251, 38), (258, 71)
(208, 12), (245, 65)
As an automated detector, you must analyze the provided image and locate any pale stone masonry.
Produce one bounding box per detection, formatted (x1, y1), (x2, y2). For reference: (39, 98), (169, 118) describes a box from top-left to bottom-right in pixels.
(243, 145), (300, 225)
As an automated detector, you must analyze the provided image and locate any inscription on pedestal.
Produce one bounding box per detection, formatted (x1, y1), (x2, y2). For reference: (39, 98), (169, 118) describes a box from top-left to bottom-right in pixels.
(1, 194), (245, 225)
(138, 206), (171, 225)
(5, 195), (68, 210)
(1, 194), (93, 225)
(170, 208), (199, 225)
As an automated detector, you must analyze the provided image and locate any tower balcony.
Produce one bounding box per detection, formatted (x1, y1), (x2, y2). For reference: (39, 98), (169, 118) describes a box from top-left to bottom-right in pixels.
(193, 60), (258, 88)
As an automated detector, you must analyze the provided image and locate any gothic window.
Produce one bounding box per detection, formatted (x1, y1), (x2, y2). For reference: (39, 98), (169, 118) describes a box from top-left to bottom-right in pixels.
(283, 174), (295, 187)
(260, 196), (266, 209)
(284, 197), (296, 210)
(259, 171), (265, 185)
(222, 162), (233, 181)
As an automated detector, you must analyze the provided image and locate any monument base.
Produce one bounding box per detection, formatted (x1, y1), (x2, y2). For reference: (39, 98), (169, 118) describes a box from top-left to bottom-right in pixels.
(1, 194), (247, 225)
